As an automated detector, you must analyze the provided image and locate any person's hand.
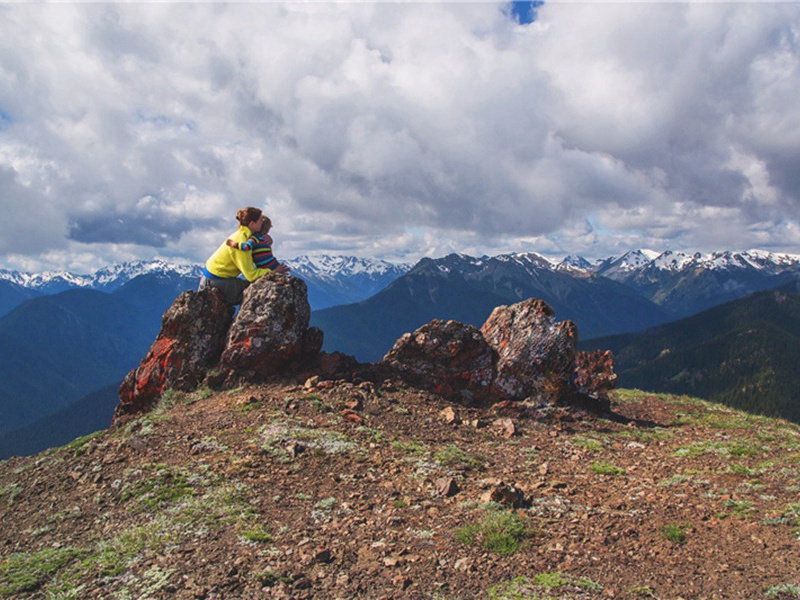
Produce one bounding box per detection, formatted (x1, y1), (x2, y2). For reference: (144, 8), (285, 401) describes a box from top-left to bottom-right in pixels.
(226, 239), (236, 248)
(263, 234), (273, 245)
(276, 264), (290, 274)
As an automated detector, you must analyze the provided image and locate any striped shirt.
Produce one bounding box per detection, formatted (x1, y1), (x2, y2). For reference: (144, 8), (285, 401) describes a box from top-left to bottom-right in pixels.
(233, 233), (280, 271)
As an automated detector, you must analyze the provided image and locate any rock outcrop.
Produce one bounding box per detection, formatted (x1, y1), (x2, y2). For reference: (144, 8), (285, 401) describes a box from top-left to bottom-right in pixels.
(114, 288), (233, 425)
(381, 319), (495, 405)
(481, 299), (578, 402)
(114, 274), (325, 425)
(218, 274), (323, 380)
(381, 298), (615, 412)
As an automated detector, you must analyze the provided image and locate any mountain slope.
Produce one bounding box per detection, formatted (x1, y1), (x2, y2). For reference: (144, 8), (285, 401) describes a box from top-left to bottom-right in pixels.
(0, 279), (40, 319)
(0, 272), (198, 436)
(2, 385), (800, 598)
(0, 383), (119, 459)
(581, 289), (800, 422)
(312, 253), (669, 362)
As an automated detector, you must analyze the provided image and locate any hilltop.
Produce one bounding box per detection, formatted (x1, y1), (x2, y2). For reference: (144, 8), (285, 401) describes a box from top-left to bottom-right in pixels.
(2, 384), (800, 599)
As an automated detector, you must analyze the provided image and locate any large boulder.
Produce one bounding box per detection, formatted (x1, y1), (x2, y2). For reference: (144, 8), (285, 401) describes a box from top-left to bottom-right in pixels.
(481, 299), (578, 402)
(381, 319), (495, 405)
(219, 274), (323, 379)
(113, 288), (233, 425)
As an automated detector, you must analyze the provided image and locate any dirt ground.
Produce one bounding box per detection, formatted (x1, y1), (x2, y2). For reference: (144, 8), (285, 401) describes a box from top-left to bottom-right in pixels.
(2, 377), (800, 599)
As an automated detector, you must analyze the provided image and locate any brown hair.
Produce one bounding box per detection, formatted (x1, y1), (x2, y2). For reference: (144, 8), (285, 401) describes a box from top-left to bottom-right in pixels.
(236, 206), (262, 226)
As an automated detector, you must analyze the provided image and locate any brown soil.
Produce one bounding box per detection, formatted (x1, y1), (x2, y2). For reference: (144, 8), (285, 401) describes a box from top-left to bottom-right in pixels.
(2, 378), (800, 599)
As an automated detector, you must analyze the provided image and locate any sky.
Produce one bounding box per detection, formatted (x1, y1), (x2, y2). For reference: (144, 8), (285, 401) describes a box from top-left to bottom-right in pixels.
(1, 1), (799, 273)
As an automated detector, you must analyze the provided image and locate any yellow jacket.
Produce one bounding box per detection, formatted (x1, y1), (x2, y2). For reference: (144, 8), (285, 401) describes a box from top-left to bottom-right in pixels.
(204, 226), (272, 282)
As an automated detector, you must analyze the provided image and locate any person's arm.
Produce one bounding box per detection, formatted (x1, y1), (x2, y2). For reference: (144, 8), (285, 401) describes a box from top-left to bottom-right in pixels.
(227, 237), (256, 251)
(232, 245), (271, 282)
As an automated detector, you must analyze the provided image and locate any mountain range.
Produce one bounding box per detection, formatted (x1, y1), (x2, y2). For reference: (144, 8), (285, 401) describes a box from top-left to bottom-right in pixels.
(2, 248), (800, 457)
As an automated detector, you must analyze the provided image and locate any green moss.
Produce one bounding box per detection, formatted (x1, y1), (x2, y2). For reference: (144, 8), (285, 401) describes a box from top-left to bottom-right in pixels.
(0, 547), (86, 595)
(590, 461), (625, 476)
(661, 524), (687, 544)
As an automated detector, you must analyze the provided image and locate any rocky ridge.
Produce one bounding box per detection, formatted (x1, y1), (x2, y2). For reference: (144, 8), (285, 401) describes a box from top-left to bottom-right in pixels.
(114, 273), (614, 426)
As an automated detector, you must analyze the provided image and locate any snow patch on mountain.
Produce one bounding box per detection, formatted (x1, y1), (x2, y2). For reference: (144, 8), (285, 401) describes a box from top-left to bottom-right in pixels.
(287, 255), (410, 280)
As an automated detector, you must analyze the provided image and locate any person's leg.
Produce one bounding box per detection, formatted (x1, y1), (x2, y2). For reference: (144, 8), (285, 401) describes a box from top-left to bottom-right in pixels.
(208, 277), (249, 305)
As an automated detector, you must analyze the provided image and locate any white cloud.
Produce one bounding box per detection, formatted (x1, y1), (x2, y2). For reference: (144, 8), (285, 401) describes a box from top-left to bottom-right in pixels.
(0, 1), (798, 272)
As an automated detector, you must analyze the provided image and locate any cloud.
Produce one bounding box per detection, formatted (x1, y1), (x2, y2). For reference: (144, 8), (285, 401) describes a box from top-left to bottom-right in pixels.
(0, 1), (798, 272)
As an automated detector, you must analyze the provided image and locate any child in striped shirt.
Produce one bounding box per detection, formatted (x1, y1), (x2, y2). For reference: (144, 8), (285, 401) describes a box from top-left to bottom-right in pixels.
(226, 216), (290, 274)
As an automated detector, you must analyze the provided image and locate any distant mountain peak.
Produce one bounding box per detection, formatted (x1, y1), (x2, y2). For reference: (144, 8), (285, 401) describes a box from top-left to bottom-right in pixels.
(287, 255), (410, 278)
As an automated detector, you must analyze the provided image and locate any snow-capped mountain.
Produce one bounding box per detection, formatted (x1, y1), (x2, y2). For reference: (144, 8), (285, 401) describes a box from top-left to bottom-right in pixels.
(594, 249), (800, 318)
(287, 255), (410, 280)
(286, 255), (411, 310)
(596, 248), (800, 277)
(0, 260), (203, 295)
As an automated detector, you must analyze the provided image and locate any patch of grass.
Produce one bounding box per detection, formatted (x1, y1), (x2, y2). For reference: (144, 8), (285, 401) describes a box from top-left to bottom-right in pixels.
(392, 499), (409, 509)
(0, 483), (23, 505)
(391, 438), (428, 455)
(454, 523), (480, 546)
(674, 439), (763, 458)
(259, 422), (356, 457)
(533, 572), (569, 589)
(240, 525), (273, 544)
(661, 524), (687, 545)
(487, 573), (602, 599)
(572, 436), (605, 452)
(658, 474), (691, 486)
(455, 510), (535, 556)
(722, 499), (753, 515)
(0, 547), (87, 595)
(120, 464), (196, 511)
(434, 444), (484, 471)
(629, 585), (656, 597)
(767, 583), (800, 598)
(590, 461), (625, 476)
(66, 430), (105, 457)
(314, 497), (337, 510)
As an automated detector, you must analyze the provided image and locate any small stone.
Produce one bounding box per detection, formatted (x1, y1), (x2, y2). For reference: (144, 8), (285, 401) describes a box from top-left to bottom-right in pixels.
(492, 417), (516, 438)
(480, 481), (526, 508)
(345, 397), (363, 411)
(440, 407), (460, 424)
(435, 477), (460, 497)
(314, 548), (333, 564)
(454, 557), (473, 572)
(286, 442), (305, 458)
(305, 376), (320, 389)
(340, 409), (363, 424)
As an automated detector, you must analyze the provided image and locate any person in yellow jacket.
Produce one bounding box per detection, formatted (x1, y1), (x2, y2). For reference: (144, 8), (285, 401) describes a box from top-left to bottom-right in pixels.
(198, 206), (289, 305)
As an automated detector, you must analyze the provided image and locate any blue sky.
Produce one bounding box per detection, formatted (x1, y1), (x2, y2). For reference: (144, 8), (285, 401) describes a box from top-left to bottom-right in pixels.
(1, 1), (799, 273)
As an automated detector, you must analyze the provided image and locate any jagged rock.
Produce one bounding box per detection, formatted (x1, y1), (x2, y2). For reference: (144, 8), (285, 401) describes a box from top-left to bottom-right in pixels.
(113, 288), (233, 425)
(480, 480), (527, 508)
(569, 349), (616, 412)
(481, 299), (577, 402)
(491, 417), (516, 439)
(436, 477), (460, 497)
(381, 319), (495, 404)
(219, 274), (323, 379)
